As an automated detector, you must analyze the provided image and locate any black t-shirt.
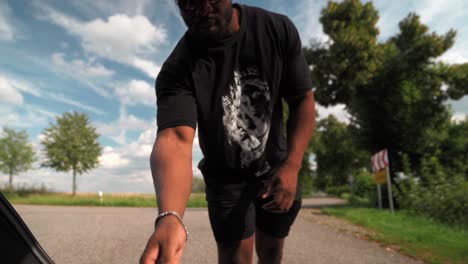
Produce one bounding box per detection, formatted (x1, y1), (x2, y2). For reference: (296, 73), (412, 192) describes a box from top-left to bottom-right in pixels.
(156, 4), (312, 184)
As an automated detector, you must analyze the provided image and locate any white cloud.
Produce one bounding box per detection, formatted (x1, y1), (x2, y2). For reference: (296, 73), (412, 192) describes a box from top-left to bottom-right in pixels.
(0, 74), (42, 100)
(96, 105), (152, 144)
(0, 76), (23, 105)
(0, 74), (106, 115)
(418, 0), (467, 25)
(452, 112), (467, 123)
(47, 93), (105, 115)
(293, 0), (329, 44)
(68, 0), (153, 17)
(132, 58), (161, 79)
(126, 129), (155, 158)
(0, 104), (57, 129)
(0, 1), (15, 41)
(38, 5), (166, 78)
(52, 53), (114, 78)
(316, 103), (351, 123)
(116, 80), (155, 106)
(437, 49), (468, 64)
(99, 146), (130, 169)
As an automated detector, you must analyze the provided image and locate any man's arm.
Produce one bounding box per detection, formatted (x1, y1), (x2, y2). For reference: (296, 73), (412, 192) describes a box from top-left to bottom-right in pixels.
(263, 90), (315, 211)
(140, 126), (195, 264)
(284, 90), (315, 170)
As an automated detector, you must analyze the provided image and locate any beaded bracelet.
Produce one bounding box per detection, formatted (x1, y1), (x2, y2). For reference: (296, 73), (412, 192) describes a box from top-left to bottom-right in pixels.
(155, 211), (189, 241)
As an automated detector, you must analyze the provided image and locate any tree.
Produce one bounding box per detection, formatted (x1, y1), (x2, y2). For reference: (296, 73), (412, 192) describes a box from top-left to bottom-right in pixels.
(310, 115), (369, 189)
(304, 0), (468, 177)
(41, 112), (102, 195)
(438, 117), (468, 179)
(0, 128), (36, 188)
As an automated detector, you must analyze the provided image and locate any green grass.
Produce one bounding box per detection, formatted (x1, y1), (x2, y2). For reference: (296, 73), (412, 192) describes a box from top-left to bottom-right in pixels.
(3, 192), (208, 208)
(323, 206), (468, 264)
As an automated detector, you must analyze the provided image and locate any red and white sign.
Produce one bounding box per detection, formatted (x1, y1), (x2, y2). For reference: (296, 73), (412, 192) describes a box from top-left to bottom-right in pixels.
(371, 149), (389, 173)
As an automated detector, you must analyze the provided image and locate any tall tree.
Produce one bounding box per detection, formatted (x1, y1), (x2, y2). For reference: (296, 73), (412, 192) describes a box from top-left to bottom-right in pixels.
(305, 0), (468, 175)
(41, 112), (102, 195)
(0, 128), (36, 188)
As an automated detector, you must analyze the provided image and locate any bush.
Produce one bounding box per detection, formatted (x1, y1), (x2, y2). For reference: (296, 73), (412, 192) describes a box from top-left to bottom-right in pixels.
(326, 185), (350, 197)
(352, 170), (374, 198)
(395, 156), (468, 227)
(0, 182), (54, 197)
(345, 170), (375, 205)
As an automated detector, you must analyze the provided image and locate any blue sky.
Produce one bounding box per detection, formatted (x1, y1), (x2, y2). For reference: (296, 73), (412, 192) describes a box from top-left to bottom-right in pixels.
(1, 0), (467, 194)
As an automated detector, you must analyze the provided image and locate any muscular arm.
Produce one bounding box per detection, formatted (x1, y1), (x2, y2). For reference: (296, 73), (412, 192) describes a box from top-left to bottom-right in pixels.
(140, 126), (195, 264)
(151, 126), (195, 216)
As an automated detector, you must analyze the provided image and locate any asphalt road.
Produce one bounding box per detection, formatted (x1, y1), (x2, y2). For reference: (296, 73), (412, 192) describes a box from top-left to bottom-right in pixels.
(13, 198), (421, 264)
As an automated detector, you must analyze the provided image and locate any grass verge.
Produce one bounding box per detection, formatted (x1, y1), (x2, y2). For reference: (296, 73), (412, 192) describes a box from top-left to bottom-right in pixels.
(3, 192), (208, 208)
(323, 206), (468, 264)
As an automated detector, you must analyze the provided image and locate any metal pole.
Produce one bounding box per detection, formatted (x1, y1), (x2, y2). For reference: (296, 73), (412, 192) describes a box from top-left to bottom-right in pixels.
(386, 166), (394, 213)
(377, 184), (382, 210)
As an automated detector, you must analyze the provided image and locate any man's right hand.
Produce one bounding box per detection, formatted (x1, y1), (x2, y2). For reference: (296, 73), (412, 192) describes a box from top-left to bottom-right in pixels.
(139, 215), (187, 264)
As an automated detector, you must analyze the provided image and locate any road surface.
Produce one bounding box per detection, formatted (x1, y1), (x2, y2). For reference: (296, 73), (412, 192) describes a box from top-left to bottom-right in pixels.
(13, 198), (421, 263)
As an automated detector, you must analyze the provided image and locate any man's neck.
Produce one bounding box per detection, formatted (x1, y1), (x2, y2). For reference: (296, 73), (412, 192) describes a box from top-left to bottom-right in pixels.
(226, 6), (240, 35)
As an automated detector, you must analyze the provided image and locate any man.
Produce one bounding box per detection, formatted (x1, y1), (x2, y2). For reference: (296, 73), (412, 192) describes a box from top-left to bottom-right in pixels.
(140, 0), (315, 263)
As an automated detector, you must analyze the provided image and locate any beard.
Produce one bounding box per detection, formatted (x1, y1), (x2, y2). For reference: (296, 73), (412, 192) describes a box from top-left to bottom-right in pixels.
(184, 4), (234, 43)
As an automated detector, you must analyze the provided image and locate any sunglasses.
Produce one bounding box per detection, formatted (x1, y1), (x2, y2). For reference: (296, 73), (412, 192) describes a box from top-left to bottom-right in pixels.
(175, 0), (221, 12)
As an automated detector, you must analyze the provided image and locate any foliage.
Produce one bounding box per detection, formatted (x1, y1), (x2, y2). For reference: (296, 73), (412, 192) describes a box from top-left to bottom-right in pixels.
(438, 118), (468, 179)
(0, 127), (36, 188)
(304, 0), (468, 177)
(41, 111), (102, 195)
(352, 170), (374, 198)
(326, 185), (349, 197)
(298, 153), (314, 196)
(0, 182), (54, 197)
(395, 156), (468, 227)
(310, 115), (369, 189)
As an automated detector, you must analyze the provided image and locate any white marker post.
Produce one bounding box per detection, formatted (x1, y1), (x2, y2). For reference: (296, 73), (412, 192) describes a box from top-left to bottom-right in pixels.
(98, 191), (103, 204)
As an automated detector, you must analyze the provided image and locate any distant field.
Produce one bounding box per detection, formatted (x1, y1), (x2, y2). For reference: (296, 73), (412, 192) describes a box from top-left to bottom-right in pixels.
(323, 206), (468, 264)
(3, 192), (208, 208)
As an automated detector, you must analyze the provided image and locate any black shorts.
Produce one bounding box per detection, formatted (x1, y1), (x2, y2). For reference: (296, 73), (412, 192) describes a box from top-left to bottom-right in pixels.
(205, 176), (302, 243)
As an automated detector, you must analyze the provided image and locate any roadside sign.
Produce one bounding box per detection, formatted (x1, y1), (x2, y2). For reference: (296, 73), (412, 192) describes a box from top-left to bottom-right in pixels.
(372, 149), (389, 172)
(371, 149), (394, 213)
(374, 169), (387, 184)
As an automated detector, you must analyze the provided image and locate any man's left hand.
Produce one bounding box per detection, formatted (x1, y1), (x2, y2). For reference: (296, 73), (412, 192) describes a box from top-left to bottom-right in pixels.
(261, 161), (300, 213)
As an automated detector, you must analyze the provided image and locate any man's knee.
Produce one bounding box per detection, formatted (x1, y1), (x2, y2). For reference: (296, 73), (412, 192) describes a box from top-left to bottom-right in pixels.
(255, 229), (285, 264)
(217, 236), (254, 264)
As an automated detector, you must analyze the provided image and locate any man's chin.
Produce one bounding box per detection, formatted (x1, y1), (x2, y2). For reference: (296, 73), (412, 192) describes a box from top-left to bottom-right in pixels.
(190, 27), (223, 41)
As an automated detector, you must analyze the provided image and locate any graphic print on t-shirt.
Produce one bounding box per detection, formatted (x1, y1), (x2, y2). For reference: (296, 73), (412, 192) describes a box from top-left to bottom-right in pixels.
(222, 66), (272, 168)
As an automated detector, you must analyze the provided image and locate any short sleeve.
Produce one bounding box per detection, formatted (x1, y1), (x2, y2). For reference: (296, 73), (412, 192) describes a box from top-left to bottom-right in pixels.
(279, 17), (313, 99)
(156, 63), (197, 133)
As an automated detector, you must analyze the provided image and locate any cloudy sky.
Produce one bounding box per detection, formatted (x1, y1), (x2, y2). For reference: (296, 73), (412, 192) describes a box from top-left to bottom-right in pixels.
(1, 0), (467, 194)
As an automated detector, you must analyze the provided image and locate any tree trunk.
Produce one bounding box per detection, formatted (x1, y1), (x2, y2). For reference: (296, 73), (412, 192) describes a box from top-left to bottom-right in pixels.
(9, 168), (13, 189)
(72, 169), (76, 196)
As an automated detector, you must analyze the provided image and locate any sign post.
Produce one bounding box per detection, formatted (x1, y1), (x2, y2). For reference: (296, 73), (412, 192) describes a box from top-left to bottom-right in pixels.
(376, 184), (382, 209)
(386, 166), (394, 213)
(371, 149), (394, 213)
